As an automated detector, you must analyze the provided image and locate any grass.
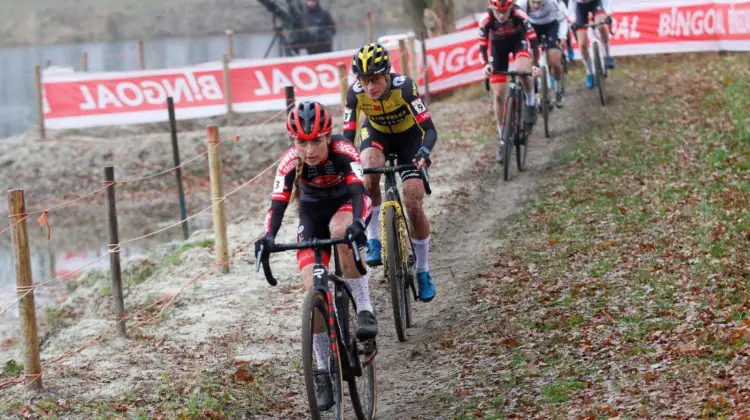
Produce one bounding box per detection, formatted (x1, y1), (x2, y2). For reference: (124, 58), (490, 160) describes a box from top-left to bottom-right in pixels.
(163, 239), (214, 266)
(444, 52), (750, 418)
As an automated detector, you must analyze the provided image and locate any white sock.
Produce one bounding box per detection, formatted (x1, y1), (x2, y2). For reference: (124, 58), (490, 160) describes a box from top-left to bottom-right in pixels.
(313, 332), (330, 370)
(412, 237), (430, 273)
(346, 274), (373, 313)
(497, 124), (504, 141)
(367, 206), (381, 241)
(603, 42), (611, 58)
(583, 58), (593, 75)
(526, 91), (536, 107)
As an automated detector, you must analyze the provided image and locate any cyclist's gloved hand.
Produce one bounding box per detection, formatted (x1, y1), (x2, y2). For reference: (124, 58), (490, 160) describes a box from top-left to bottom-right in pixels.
(345, 219), (367, 250)
(254, 235), (274, 260)
(484, 64), (493, 78)
(604, 16), (613, 25)
(571, 22), (581, 32)
(413, 147), (432, 169)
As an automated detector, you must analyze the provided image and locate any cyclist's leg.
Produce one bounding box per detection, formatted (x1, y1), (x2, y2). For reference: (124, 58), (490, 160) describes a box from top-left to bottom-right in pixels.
(509, 45), (535, 124)
(593, 2), (614, 67)
(330, 196), (378, 338)
(575, 2), (595, 87)
(297, 203), (335, 374)
(359, 123), (389, 264)
(394, 129), (435, 301)
(489, 41), (511, 159)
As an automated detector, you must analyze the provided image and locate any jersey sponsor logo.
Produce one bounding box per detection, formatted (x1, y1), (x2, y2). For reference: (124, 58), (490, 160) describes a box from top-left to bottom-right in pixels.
(344, 107), (353, 121)
(360, 127), (370, 140)
(412, 81), (418, 97)
(411, 98), (427, 114)
(393, 75), (407, 86)
(374, 105), (382, 111)
(278, 148), (298, 175)
(350, 162), (364, 181)
(333, 140), (359, 160)
(343, 121), (357, 131)
(415, 110), (432, 124)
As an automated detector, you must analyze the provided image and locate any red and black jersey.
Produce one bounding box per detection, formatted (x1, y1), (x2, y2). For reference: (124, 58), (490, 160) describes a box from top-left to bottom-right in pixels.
(478, 5), (539, 65)
(263, 135), (366, 238)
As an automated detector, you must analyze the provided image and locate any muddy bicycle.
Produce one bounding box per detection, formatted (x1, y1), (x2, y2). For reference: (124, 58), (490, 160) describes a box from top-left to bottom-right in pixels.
(256, 237), (377, 420)
(498, 69), (534, 181)
(364, 156), (431, 342)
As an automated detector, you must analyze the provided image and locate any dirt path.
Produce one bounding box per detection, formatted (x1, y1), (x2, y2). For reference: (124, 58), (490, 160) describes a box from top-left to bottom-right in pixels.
(0, 75), (606, 418)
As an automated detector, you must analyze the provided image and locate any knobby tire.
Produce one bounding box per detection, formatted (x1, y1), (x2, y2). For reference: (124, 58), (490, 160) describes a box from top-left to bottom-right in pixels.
(385, 206), (407, 342)
(502, 94), (515, 181)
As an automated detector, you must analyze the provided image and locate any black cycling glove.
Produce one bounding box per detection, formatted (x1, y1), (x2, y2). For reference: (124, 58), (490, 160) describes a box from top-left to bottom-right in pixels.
(254, 235), (274, 261)
(413, 147), (432, 168)
(345, 219), (367, 251)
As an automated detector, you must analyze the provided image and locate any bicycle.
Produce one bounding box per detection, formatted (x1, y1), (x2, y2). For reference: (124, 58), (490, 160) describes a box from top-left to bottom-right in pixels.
(256, 237), (377, 420)
(363, 157), (431, 343)
(497, 69), (533, 182)
(578, 16), (612, 106)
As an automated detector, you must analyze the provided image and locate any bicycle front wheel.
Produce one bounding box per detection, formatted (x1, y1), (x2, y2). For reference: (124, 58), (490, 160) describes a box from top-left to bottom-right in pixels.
(338, 290), (377, 420)
(385, 205), (408, 342)
(593, 43), (606, 106)
(502, 94), (515, 182)
(302, 290), (345, 420)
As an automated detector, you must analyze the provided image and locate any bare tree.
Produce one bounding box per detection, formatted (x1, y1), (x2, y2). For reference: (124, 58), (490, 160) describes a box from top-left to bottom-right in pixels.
(409, 0), (456, 38)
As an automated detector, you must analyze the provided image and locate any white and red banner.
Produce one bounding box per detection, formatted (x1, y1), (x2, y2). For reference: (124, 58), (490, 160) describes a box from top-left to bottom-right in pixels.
(42, 0), (749, 130)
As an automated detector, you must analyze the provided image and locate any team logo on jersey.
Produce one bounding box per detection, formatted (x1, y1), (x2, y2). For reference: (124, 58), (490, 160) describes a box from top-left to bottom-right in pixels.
(360, 127), (370, 140)
(411, 98), (427, 114)
(344, 107), (353, 121)
(393, 75), (407, 86)
(334, 140), (359, 160)
(412, 82), (418, 96)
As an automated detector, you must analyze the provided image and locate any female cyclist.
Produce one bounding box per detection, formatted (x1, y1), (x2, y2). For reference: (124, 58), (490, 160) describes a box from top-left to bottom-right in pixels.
(254, 101), (377, 409)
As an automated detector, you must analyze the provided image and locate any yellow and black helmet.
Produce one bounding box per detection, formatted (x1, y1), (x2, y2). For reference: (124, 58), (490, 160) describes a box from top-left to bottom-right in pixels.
(351, 43), (391, 77)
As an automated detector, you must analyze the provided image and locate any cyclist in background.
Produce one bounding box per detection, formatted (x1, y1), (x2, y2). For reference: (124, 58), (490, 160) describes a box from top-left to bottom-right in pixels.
(569, 0), (615, 89)
(517, 0), (568, 107)
(343, 43), (438, 302)
(478, 0), (539, 163)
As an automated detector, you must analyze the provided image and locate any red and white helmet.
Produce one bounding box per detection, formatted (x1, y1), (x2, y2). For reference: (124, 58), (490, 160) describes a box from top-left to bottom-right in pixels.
(286, 101), (332, 141)
(488, 0), (514, 12)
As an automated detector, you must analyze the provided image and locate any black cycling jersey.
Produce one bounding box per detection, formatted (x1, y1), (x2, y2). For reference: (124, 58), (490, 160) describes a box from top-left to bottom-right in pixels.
(264, 135), (366, 238)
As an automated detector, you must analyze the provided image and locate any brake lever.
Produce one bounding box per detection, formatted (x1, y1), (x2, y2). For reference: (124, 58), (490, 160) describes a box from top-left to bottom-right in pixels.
(349, 238), (367, 276)
(255, 244), (264, 273)
(420, 167), (432, 195)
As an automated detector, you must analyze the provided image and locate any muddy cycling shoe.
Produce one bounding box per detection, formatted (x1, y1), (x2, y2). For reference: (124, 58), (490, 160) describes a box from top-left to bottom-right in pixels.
(526, 105), (538, 125)
(356, 310), (378, 340)
(586, 74), (595, 89)
(417, 271), (436, 302)
(313, 369), (334, 411)
(555, 90), (564, 108)
(496, 139), (505, 163)
(365, 239), (382, 267)
(606, 56), (616, 69)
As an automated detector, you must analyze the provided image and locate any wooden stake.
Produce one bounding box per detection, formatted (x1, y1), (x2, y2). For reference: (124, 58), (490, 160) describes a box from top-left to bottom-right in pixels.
(226, 30), (234, 60)
(398, 39), (410, 77)
(167, 97), (190, 240)
(366, 11), (374, 43)
(104, 168), (126, 338)
(421, 31), (431, 105)
(407, 34), (418, 82)
(34, 65), (46, 140)
(138, 39), (145, 70)
(285, 85), (296, 112)
(337, 63), (349, 107)
(8, 190), (43, 390)
(82, 52), (89, 72)
(206, 126), (229, 274)
(222, 54), (233, 125)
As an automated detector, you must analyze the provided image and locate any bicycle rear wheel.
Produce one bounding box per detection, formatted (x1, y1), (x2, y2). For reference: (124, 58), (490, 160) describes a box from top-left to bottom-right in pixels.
(385, 205), (408, 342)
(593, 43), (606, 106)
(502, 94), (515, 182)
(337, 289), (377, 420)
(541, 66), (550, 138)
(302, 290), (345, 420)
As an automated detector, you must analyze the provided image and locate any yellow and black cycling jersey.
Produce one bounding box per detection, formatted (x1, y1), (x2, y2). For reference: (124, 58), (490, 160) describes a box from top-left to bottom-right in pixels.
(342, 73), (437, 152)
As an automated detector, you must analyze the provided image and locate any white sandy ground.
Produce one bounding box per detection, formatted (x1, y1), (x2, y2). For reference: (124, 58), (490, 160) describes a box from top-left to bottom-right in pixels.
(0, 82), (602, 417)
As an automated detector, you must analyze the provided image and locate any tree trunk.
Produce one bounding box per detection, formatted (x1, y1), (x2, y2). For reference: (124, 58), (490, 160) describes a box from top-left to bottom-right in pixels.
(405, 0), (427, 37)
(433, 0), (456, 33)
